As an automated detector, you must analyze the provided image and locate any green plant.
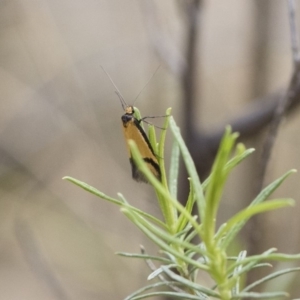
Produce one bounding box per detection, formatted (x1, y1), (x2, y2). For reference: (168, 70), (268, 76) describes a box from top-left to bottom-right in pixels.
(64, 109), (300, 299)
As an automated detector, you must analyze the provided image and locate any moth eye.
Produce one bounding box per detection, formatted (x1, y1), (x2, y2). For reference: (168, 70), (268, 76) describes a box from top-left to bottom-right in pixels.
(122, 114), (132, 123)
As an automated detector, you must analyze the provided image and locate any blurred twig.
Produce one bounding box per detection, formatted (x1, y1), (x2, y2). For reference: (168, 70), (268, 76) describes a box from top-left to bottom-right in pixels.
(245, 0), (300, 289)
(140, 245), (185, 293)
(196, 85), (300, 175)
(258, 0), (300, 191)
(289, 0), (300, 63)
(181, 0), (202, 143)
(144, 0), (300, 183)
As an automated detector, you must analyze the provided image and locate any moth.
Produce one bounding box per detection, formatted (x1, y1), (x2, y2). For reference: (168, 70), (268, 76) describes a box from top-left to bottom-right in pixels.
(102, 66), (161, 182)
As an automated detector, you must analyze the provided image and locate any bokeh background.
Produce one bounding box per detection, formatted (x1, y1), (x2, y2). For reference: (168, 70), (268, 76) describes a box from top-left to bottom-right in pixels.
(1, 0), (300, 299)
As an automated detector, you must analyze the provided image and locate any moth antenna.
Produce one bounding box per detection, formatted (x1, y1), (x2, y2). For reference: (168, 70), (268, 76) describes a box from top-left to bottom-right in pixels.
(132, 65), (161, 106)
(101, 65), (127, 110)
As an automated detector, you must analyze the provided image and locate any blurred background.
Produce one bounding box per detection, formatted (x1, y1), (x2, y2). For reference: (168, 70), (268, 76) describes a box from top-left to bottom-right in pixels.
(1, 0), (300, 299)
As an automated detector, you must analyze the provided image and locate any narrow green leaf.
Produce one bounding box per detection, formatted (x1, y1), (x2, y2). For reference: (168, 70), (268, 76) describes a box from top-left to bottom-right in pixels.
(148, 124), (158, 154)
(202, 148), (254, 191)
(116, 252), (172, 264)
(184, 225), (201, 243)
(131, 291), (210, 300)
(169, 117), (206, 223)
(158, 107), (172, 189)
(176, 179), (196, 233)
(217, 199), (294, 244)
(252, 263), (273, 269)
(225, 146), (254, 175)
(202, 128), (239, 245)
(169, 140), (180, 199)
(122, 208), (209, 271)
(162, 266), (220, 297)
(63, 176), (122, 205)
(228, 248), (277, 281)
(243, 267), (300, 292)
(233, 291), (289, 299)
(147, 266), (165, 280)
(262, 253), (300, 261)
(251, 170), (296, 206)
(130, 140), (201, 235)
(221, 170), (296, 249)
(124, 281), (183, 300)
(174, 222), (194, 239)
(129, 140), (177, 230)
(63, 176), (166, 228)
(123, 206), (207, 258)
(133, 106), (144, 131)
(232, 251), (247, 295)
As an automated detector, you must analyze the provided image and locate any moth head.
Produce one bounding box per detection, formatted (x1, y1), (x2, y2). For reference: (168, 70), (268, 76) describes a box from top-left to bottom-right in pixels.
(125, 106), (134, 115)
